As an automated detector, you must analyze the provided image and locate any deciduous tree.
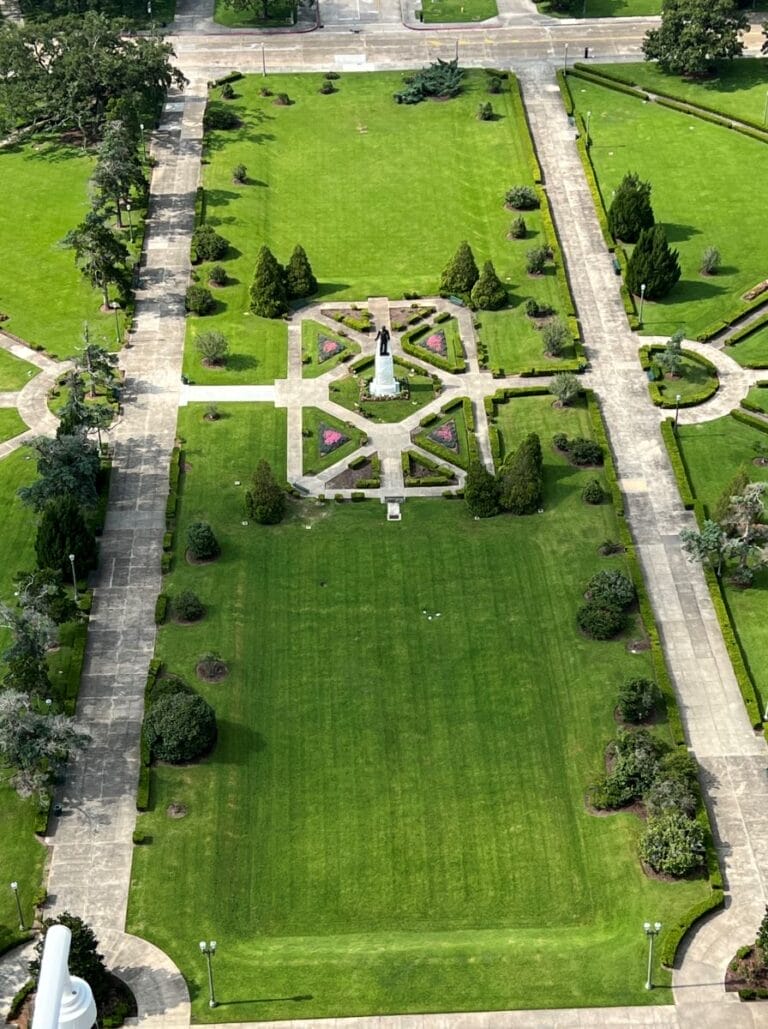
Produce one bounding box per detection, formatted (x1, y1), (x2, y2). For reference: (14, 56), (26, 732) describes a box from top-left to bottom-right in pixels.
(642, 0), (749, 76)
(0, 691), (88, 799)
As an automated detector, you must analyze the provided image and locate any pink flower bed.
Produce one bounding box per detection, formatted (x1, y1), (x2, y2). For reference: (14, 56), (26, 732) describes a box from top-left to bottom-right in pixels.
(318, 423), (350, 456)
(428, 419), (459, 451)
(318, 335), (345, 363)
(425, 331), (447, 357)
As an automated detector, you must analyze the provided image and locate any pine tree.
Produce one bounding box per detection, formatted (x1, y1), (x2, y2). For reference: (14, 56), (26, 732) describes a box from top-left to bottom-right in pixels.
(607, 172), (654, 243)
(285, 244), (317, 299)
(245, 460), (286, 525)
(625, 225), (681, 300)
(249, 245), (288, 318)
(464, 461), (500, 518)
(499, 433), (543, 514)
(470, 260), (507, 310)
(35, 495), (97, 579)
(439, 241), (479, 297)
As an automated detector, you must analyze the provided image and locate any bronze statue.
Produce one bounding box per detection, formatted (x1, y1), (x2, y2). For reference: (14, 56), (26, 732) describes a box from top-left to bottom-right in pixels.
(375, 325), (390, 357)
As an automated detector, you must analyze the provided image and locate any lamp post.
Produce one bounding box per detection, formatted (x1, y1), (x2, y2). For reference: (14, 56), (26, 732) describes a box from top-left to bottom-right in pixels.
(261, 41), (266, 76)
(199, 941), (217, 1008)
(68, 553), (78, 604)
(674, 393), (682, 431)
(139, 122), (146, 162)
(563, 42), (569, 71)
(10, 882), (24, 931)
(125, 200), (134, 244)
(585, 110), (592, 147)
(643, 921), (662, 989)
(639, 282), (646, 326)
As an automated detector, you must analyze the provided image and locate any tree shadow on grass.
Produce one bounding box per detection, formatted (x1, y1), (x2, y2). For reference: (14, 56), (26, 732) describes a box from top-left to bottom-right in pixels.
(206, 189), (242, 208)
(225, 353), (259, 373)
(664, 222), (701, 243)
(671, 277), (728, 302)
(214, 720), (267, 762)
(300, 282), (351, 301)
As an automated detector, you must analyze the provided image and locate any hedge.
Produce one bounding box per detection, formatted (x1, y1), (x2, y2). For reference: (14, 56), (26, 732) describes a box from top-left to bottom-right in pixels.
(640, 346), (719, 408)
(568, 65), (648, 102)
(585, 391), (623, 516)
(659, 890), (724, 968)
(34, 793), (52, 835)
(405, 475), (451, 487)
(725, 309), (768, 347)
(403, 449), (453, 478)
(400, 328), (466, 373)
(194, 186), (206, 229)
(574, 131), (614, 250)
(534, 184), (577, 321)
(704, 566), (763, 728)
(154, 593), (168, 625)
(695, 293), (768, 343)
(137, 659), (163, 812)
(63, 622), (87, 716)
(730, 408), (768, 433)
(556, 67), (573, 116)
(508, 75), (542, 184)
(209, 70), (244, 88)
(166, 447), (182, 526)
(660, 419), (695, 509)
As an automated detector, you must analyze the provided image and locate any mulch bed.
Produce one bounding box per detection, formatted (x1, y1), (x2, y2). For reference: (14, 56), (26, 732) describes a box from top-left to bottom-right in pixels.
(327, 459), (374, 488)
(186, 550), (219, 566)
(167, 802), (188, 819)
(725, 947), (768, 994)
(196, 660), (228, 683)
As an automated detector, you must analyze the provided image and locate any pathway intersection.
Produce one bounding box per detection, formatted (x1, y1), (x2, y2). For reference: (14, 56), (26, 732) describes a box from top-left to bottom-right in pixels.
(1, 6), (768, 1028)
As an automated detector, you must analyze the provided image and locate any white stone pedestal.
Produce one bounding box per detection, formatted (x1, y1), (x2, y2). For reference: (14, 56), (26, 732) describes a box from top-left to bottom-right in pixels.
(370, 349), (400, 398)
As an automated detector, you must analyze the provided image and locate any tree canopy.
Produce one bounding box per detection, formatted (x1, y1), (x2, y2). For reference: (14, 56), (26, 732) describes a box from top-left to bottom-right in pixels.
(642, 0), (749, 77)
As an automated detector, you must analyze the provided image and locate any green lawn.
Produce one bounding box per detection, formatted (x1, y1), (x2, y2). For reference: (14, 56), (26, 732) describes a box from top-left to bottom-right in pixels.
(478, 308), (575, 374)
(128, 401), (709, 1021)
(646, 352), (718, 407)
(0, 350), (40, 391)
(0, 409), (28, 444)
(183, 316), (287, 385)
(744, 386), (768, 414)
(213, 0), (297, 26)
(0, 142), (137, 360)
(421, 0), (497, 23)
(594, 59), (768, 124)
(493, 392), (591, 466)
(330, 360), (436, 423)
(676, 415), (768, 705)
(302, 407), (365, 474)
(301, 320), (360, 378)
(570, 81), (768, 337)
(198, 72), (559, 351)
(727, 325), (768, 369)
(537, 0), (661, 16)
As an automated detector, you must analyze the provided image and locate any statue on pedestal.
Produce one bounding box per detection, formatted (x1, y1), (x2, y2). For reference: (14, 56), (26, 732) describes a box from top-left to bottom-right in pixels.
(376, 326), (390, 356)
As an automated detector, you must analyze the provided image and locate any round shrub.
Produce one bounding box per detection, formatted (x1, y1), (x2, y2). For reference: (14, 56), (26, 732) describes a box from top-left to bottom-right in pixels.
(587, 569), (635, 609)
(220, 82), (234, 99)
(645, 775), (697, 819)
(477, 101), (494, 121)
(487, 74), (503, 94)
(568, 438), (603, 466)
(187, 521), (220, 561)
(232, 163), (247, 183)
(152, 674), (194, 703)
(552, 432), (569, 452)
(319, 81), (335, 95)
(610, 727), (666, 795)
(505, 185), (539, 210)
(582, 479), (604, 505)
(173, 589), (205, 622)
(204, 104), (239, 130)
(587, 774), (635, 811)
(525, 246), (548, 275)
(324, 70), (340, 80)
(193, 225), (229, 262)
(145, 692), (217, 764)
(576, 601), (625, 640)
(185, 285), (215, 316)
(617, 676), (660, 723)
(508, 216), (526, 239)
(640, 812), (705, 877)
(208, 264), (227, 286)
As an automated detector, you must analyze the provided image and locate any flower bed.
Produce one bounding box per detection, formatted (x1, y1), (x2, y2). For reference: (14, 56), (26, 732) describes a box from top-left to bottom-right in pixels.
(429, 419), (459, 452)
(319, 423), (349, 455)
(318, 335), (345, 363)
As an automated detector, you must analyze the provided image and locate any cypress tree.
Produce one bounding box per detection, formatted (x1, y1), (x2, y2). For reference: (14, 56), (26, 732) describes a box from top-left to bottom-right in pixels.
(499, 432), (543, 514)
(607, 172), (654, 243)
(285, 244), (317, 299)
(625, 224), (681, 300)
(35, 495), (97, 578)
(464, 461), (500, 518)
(249, 245), (288, 318)
(245, 460), (286, 525)
(439, 241), (479, 297)
(470, 260), (507, 310)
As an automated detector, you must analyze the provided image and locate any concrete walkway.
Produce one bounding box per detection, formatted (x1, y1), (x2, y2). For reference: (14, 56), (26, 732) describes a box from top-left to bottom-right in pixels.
(519, 65), (768, 1027)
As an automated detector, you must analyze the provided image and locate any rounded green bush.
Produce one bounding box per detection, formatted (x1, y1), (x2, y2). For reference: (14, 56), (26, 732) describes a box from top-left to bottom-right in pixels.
(192, 225), (229, 262)
(185, 285), (215, 316)
(576, 601), (625, 640)
(645, 775), (697, 819)
(617, 676), (660, 723)
(173, 589), (205, 622)
(586, 569), (635, 610)
(145, 692), (217, 764)
(640, 812), (705, 877)
(582, 479), (604, 505)
(187, 521), (220, 561)
(568, 438), (603, 466)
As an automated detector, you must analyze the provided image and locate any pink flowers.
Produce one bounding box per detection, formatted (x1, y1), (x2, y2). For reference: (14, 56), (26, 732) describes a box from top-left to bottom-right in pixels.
(318, 335), (344, 363)
(318, 422), (350, 455)
(323, 429), (344, 446)
(426, 332), (447, 355)
(429, 419), (459, 451)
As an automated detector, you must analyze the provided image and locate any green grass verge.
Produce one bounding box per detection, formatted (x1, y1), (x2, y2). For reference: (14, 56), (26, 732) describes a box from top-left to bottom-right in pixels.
(640, 349), (719, 407)
(676, 415), (768, 706)
(213, 0), (297, 26)
(330, 361), (437, 423)
(128, 402), (710, 1021)
(592, 59), (768, 126)
(728, 324), (768, 369)
(0, 410), (27, 444)
(0, 350), (40, 391)
(478, 308), (575, 375)
(569, 80), (768, 338)
(301, 320), (360, 378)
(537, 0), (660, 16)
(742, 386), (768, 414)
(302, 407), (365, 474)
(421, 0), (497, 22)
(199, 72), (559, 329)
(184, 315), (287, 385)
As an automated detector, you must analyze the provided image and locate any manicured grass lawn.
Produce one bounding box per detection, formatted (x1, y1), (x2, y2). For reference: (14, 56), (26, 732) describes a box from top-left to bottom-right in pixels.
(421, 0), (497, 23)
(646, 352), (718, 407)
(183, 315), (287, 385)
(0, 350), (40, 391)
(302, 407), (365, 474)
(570, 81), (768, 337)
(198, 72), (560, 368)
(405, 317), (465, 369)
(479, 308), (575, 373)
(494, 392), (592, 467)
(0, 410), (28, 444)
(330, 360), (436, 423)
(744, 386), (768, 414)
(538, 0), (660, 15)
(128, 401), (709, 1021)
(595, 59), (768, 124)
(0, 142), (137, 360)
(676, 415), (768, 704)
(301, 320), (360, 378)
(727, 325), (768, 369)
(213, 0), (296, 26)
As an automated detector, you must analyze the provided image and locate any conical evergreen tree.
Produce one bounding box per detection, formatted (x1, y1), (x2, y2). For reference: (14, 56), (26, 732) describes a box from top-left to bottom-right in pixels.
(625, 224), (681, 300)
(439, 241), (479, 297)
(249, 245), (288, 318)
(607, 172), (654, 243)
(470, 260), (507, 310)
(35, 495), (97, 578)
(464, 460), (500, 518)
(285, 244), (317, 299)
(245, 459), (286, 525)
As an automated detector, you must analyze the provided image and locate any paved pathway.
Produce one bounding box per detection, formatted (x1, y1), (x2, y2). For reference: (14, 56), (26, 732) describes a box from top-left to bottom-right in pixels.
(520, 65), (768, 1027)
(0, 331), (68, 457)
